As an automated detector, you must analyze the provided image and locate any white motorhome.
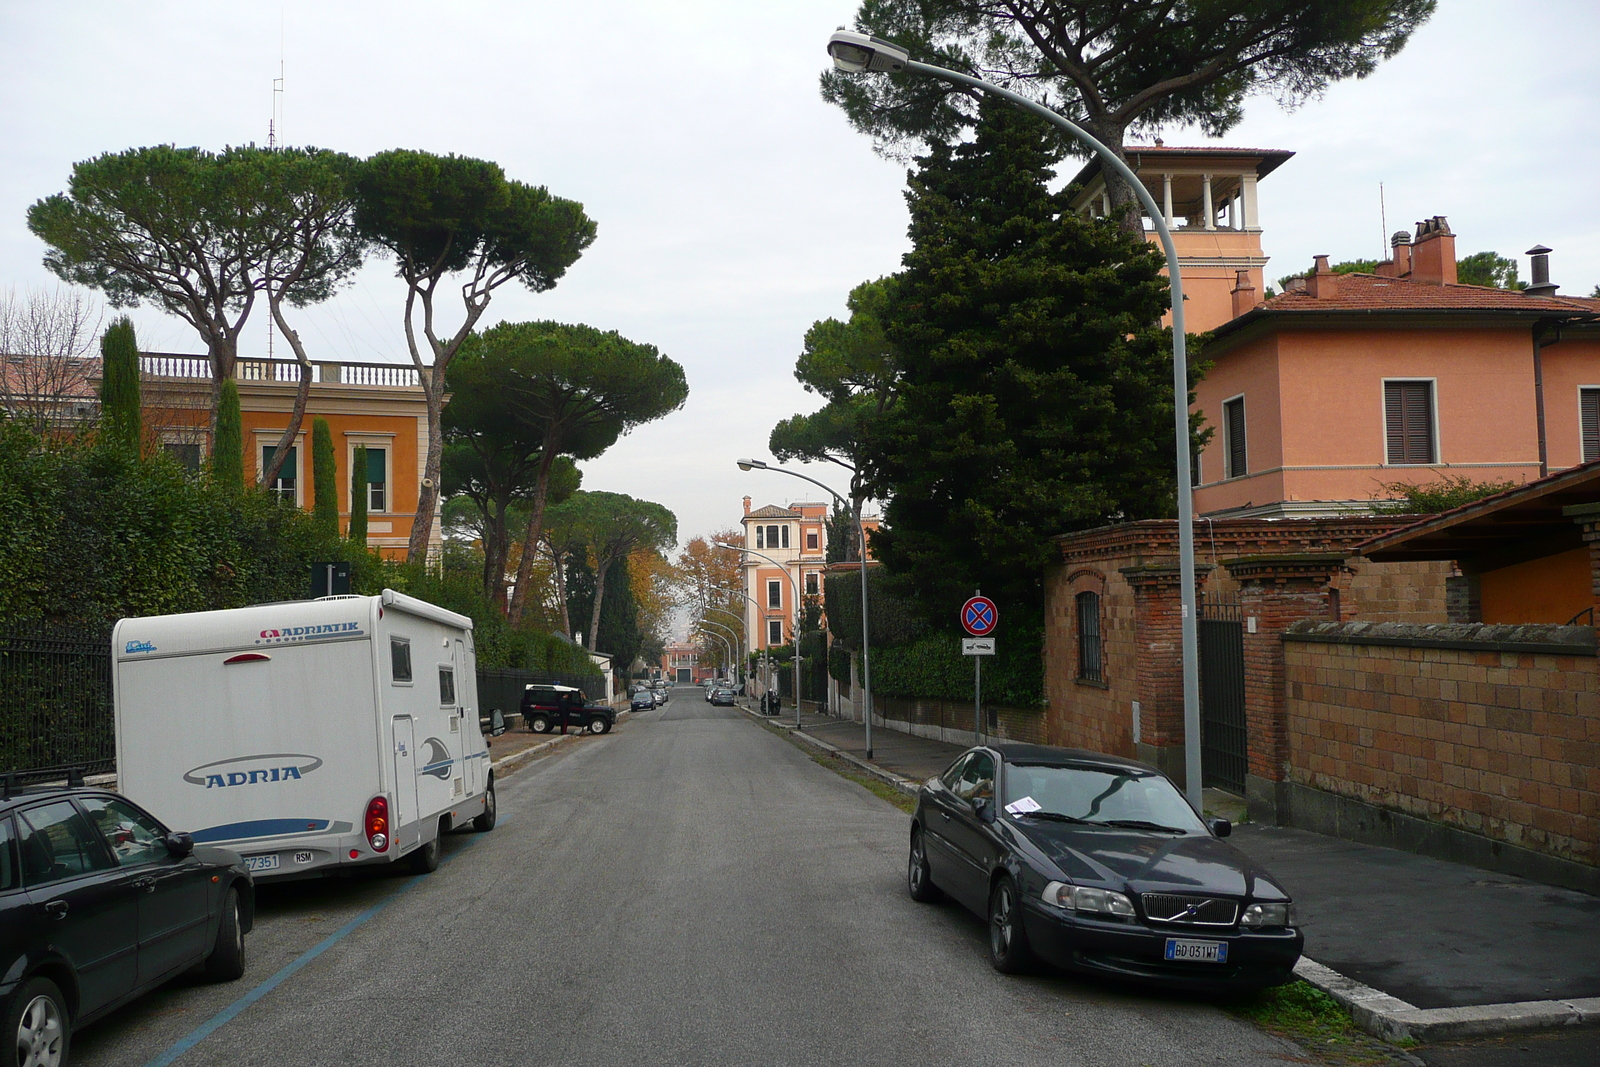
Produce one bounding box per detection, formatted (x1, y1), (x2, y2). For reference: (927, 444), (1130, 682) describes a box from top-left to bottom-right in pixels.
(112, 590), (503, 880)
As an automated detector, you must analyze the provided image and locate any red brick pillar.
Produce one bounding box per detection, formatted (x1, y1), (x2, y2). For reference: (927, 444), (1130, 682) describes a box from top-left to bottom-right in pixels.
(1222, 554), (1344, 824)
(1119, 563), (1212, 789)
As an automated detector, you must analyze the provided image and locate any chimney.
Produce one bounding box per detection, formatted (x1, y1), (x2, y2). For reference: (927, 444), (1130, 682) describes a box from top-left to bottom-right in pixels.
(1376, 230), (1412, 278)
(1525, 245), (1559, 296)
(1304, 255), (1340, 299)
(1230, 269), (1259, 317)
(742, 495), (751, 515)
(1410, 216), (1456, 286)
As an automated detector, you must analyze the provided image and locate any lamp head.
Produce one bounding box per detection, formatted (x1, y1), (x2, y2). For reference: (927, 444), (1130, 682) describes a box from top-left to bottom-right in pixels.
(736, 458), (765, 471)
(827, 30), (908, 74)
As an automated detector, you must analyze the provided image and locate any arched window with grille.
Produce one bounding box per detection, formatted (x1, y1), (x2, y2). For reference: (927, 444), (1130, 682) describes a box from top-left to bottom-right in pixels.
(1076, 592), (1103, 682)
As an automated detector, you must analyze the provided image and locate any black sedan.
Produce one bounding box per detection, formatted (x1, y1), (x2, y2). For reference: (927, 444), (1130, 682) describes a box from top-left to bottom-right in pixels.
(908, 744), (1301, 991)
(1, 784), (253, 1064)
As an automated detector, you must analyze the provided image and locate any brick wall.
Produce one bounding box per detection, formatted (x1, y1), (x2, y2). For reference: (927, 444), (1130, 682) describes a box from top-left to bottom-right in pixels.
(1284, 621), (1600, 869)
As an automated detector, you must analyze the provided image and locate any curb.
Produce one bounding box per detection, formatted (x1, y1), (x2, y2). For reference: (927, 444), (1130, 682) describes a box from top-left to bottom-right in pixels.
(490, 709), (630, 778)
(1293, 957), (1600, 1043)
(736, 703), (920, 798)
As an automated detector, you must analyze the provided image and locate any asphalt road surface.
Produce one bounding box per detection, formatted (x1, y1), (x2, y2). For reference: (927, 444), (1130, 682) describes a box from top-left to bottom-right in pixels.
(75, 689), (1307, 1067)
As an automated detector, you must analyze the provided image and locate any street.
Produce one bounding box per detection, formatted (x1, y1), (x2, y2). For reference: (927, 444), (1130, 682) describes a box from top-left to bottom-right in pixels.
(72, 689), (1304, 1067)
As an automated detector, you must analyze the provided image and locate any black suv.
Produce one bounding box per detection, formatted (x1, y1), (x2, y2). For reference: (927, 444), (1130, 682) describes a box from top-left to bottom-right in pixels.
(0, 782), (253, 1064)
(521, 685), (615, 735)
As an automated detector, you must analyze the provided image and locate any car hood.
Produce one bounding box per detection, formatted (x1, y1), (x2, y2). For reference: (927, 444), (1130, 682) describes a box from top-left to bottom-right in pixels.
(1016, 823), (1291, 902)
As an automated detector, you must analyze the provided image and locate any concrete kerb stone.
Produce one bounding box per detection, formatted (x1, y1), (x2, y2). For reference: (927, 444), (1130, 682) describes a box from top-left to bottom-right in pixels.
(1293, 957), (1600, 1043)
(734, 702), (920, 798)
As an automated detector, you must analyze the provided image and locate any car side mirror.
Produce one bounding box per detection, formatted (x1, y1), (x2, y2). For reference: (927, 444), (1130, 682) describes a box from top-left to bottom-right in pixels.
(165, 831), (194, 857)
(1208, 817), (1232, 838)
(971, 797), (995, 823)
(489, 709), (506, 737)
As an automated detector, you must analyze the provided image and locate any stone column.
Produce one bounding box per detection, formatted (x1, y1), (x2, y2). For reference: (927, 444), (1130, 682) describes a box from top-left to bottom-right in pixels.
(1119, 563), (1212, 788)
(1223, 554), (1344, 824)
(1202, 174), (1215, 230)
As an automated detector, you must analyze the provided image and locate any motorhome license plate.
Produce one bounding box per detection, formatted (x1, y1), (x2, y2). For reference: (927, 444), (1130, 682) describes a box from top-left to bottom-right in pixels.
(1165, 938), (1227, 963)
(244, 854), (280, 873)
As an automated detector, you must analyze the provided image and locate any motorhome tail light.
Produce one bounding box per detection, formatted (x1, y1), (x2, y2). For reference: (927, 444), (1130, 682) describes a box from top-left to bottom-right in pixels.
(365, 796), (390, 852)
(223, 653), (270, 664)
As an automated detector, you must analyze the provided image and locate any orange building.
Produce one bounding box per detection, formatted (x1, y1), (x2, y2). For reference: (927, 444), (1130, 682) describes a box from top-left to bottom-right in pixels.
(739, 498), (830, 653)
(137, 353), (439, 560)
(1189, 226), (1600, 518)
(1069, 145), (1292, 334)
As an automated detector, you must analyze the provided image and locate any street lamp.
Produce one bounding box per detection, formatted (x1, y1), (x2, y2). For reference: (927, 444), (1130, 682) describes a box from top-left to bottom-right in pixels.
(826, 31), (1204, 807)
(712, 585), (771, 705)
(695, 626), (733, 678)
(700, 617), (744, 687)
(737, 458), (877, 760)
(713, 540), (805, 729)
(703, 606), (748, 687)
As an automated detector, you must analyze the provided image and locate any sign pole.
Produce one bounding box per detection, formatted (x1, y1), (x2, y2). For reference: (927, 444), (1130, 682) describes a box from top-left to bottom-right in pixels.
(960, 589), (998, 748)
(974, 651), (982, 746)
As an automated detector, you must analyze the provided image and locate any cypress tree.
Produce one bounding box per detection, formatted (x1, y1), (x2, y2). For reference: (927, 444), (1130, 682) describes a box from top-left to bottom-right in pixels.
(211, 379), (244, 491)
(349, 444), (369, 544)
(99, 317), (142, 452)
(311, 418), (338, 537)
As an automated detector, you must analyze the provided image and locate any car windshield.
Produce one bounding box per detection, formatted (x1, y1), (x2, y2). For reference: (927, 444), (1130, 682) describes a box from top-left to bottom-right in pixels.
(1002, 763), (1207, 834)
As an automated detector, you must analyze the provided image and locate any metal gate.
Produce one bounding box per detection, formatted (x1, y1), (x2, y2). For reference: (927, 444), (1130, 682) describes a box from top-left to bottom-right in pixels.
(1197, 595), (1247, 795)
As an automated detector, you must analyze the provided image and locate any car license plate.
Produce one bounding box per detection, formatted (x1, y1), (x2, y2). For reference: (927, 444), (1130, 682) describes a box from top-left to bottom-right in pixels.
(244, 853), (280, 873)
(1165, 938), (1228, 963)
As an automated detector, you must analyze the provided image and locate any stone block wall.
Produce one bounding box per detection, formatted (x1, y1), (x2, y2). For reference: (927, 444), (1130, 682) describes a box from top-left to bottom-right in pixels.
(1284, 621), (1600, 870)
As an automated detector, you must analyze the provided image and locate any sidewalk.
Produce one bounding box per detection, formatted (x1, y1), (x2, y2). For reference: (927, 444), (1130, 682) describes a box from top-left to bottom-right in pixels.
(747, 705), (1600, 1042)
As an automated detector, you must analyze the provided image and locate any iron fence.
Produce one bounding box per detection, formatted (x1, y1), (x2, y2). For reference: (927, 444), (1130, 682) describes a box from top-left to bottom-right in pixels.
(0, 624), (115, 777)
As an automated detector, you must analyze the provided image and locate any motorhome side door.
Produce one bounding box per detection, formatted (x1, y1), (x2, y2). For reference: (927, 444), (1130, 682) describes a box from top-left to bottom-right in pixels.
(392, 717), (420, 852)
(456, 638), (480, 799)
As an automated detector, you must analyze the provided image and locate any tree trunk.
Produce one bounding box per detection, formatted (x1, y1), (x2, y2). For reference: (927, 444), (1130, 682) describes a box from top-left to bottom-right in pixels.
(406, 363), (445, 565)
(507, 444), (560, 628)
(587, 556), (612, 651)
(546, 537), (572, 636)
(259, 299), (313, 489)
(1083, 119), (1142, 235)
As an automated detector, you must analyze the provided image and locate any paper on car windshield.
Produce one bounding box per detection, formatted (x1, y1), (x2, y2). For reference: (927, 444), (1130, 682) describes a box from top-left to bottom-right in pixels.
(1005, 796), (1042, 816)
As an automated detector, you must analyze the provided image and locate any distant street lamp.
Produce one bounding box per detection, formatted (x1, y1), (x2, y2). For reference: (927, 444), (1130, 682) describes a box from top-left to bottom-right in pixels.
(700, 617), (744, 686)
(825, 32), (1204, 807)
(713, 540), (805, 729)
(737, 458), (876, 759)
(703, 606), (748, 687)
(696, 626), (733, 677)
(712, 585), (770, 702)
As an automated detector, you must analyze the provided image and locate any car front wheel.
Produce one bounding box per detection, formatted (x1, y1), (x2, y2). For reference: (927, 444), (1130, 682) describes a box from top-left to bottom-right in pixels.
(587, 717), (610, 735)
(204, 886), (247, 981)
(907, 827), (943, 903)
(988, 874), (1035, 974)
(6, 977), (68, 1067)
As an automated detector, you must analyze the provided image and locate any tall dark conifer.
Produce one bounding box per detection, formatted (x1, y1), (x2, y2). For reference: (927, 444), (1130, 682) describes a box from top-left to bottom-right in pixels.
(99, 317), (141, 452)
(211, 379), (244, 492)
(868, 100), (1199, 614)
(311, 418), (338, 537)
(349, 444), (369, 544)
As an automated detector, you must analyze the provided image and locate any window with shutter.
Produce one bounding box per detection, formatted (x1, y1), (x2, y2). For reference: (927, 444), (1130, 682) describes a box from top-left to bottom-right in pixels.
(1582, 388), (1600, 463)
(1385, 381), (1436, 465)
(1223, 397), (1247, 478)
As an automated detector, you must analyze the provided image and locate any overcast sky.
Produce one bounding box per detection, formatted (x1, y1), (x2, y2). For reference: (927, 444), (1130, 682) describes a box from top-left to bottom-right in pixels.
(4, 0), (1598, 566)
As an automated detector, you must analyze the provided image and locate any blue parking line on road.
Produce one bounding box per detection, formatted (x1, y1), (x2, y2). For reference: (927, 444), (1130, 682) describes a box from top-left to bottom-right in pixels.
(142, 815), (511, 1067)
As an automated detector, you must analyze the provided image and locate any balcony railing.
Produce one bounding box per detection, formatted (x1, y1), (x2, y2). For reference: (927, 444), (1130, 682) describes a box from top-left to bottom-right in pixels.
(138, 353), (421, 388)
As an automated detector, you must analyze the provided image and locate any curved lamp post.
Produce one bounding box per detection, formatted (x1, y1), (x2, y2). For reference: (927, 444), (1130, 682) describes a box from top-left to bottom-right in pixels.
(713, 540), (805, 729)
(825, 32), (1203, 806)
(711, 586), (770, 701)
(703, 606), (748, 687)
(737, 458), (876, 759)
(700, 617), (744, 686)
(696, 626), (734, 677)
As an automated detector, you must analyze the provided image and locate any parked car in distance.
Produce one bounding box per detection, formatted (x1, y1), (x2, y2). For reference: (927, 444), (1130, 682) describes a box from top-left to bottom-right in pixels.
(629, 687), (655, 712)
(0, 784), (253, 1065)
(709, 687), (736, 707)
(521, 685), (614, 735)
(908, 743), (1302, 990)
(651, 687), (668, 706)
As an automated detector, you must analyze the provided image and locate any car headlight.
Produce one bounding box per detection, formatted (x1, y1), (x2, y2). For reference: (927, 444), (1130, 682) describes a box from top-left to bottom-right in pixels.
(1240, 902), (1295, 929)
(1042, 881), (1136, 917)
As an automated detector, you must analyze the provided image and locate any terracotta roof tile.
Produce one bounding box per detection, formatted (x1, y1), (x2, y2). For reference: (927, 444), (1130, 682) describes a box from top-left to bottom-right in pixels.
(745, 505), (800, 519)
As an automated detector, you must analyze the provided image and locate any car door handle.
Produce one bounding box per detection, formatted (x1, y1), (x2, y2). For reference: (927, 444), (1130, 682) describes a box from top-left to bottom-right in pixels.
(939, 810), (951, 821)
(43, 900), (68, 920)
(133, 877), (156, 893)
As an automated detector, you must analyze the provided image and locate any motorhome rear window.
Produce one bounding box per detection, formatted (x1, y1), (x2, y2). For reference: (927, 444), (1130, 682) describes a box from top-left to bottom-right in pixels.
(391, 638), (412, 683)
(438, 667), (456, 705)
